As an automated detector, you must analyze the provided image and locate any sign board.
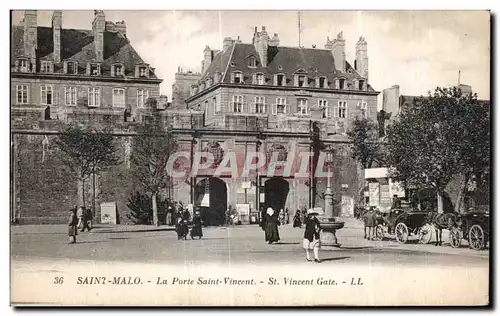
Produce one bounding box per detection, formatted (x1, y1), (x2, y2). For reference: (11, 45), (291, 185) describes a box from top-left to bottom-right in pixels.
(100, 202), (117, 224)
(260, 193), (265, 202)
(241, 181), (252, 189)
(341, 196), (354, 217)
(379, 184), (392, 211)
(200, 193), (210, 207)
(368, 182), (380, 207)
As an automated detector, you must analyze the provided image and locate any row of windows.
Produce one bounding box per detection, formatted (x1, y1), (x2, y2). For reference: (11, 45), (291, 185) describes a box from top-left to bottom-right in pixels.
(14, 58), (150, 78)
(200, 96), (368, 119)
(15, 85), (149, 108)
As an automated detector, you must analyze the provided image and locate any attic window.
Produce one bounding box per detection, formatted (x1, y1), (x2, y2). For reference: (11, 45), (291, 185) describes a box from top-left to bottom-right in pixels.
(66, 61), (78, 74)
(113, 64), (124, 76)
(297, 75), (307, 87)
(139, 67), (148, 77)
(358, 79), (365, 91)
(18, 59), (29, 72)
(319, 77), (327, 88)
(247, 56), (257, 68)
(276, 74), (285, 86)
(40, 61), (53, 73)
(232, 72), (243, 84)
(256, 73), (264, 85)
(214, 72), (221, 83)
(206, 78), (213, 87)
(336, 78), (345, 90)
(90, 63), (101, 76)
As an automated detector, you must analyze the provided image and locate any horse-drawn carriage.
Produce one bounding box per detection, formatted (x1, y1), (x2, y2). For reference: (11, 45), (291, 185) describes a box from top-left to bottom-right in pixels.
(449, 211), (490, 250)
(373, 203), (432, 244)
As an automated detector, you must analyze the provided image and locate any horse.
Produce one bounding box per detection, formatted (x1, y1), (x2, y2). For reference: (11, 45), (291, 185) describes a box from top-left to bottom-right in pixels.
(425, 212), (462, 246)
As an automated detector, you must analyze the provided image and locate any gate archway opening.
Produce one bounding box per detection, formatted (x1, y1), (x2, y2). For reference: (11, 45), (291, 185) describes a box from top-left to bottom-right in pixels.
(263, 177), (290, 217)
(194, 177), (227, 226)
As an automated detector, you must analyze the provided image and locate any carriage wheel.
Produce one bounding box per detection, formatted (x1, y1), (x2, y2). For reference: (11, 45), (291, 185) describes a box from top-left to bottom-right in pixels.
(395, 222), (409, 244)
(418, 224), (433, 244)
(449, 227), (462, 248)
(469, 225), (485, 250)
(373, 225), (384, 241)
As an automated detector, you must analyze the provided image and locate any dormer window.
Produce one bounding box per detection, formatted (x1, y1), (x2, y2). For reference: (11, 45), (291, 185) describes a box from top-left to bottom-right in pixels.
(232, 71), (243, 84)
(113, 64), (124, 76)
(335, 78), (345, 90)
(247, 56), (257, 68)
(139, 67), (147, 77)
(206, 78), (213, 87)
(214, 72), (221, 83)
(17, 59), (29, 72)
(40, 61), (53, 73)
(256, 73), (264, 85)
(358, 79), (365, 91)
(319, 77), (327, 88)
(89, 63), (101, 76)
(275, 74), (286, 86)
(297, 75), (307, 87)
(66, 61), (78, 74)
(135, 64), (150, 78)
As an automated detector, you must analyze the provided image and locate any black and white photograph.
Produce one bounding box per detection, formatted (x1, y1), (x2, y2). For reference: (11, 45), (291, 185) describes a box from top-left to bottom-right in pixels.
(8, 7), (491, 306)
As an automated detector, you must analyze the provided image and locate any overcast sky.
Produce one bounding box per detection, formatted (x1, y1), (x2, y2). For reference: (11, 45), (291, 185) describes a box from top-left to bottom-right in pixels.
(12, 10), (490, 100)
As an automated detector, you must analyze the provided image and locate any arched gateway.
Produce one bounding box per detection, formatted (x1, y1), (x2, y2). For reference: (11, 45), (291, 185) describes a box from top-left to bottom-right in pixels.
(263, 177), (290, 215)
(194, 177), (227, 226)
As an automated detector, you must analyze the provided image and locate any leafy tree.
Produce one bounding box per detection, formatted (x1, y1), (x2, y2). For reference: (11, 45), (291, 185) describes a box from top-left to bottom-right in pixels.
(55, 125), (119, 207)
(386, 87), (490, 213)
(126, 191), (171, 225)
(130, 105), (177, 226)
(347, 117), (385, 169)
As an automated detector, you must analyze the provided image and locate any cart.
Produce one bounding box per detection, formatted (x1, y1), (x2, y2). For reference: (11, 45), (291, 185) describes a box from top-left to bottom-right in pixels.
(449, 211), (490, 250)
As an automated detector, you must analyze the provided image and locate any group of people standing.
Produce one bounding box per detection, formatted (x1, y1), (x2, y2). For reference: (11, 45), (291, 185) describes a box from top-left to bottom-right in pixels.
(175, 208), (203, 241)
(68, 205), (93, 244)
(262, 206), (323, 263)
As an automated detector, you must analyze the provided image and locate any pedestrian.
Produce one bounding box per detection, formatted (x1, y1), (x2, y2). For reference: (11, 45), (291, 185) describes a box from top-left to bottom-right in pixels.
(363, 207), (376, 240)
(279, 209), (285, 226)
(303, 208), (322, 263)
(175, 217), (188, 240)
(76, 205), (84, 229)
(166, 206), (172, 226)
(190, 210), (203, 239)
(68, 205), (78, 244)
(293, 210), (302, 228)
(285, 208), (290, 224)
(81, 207), (92, 232)
(264, 207), (280, 244)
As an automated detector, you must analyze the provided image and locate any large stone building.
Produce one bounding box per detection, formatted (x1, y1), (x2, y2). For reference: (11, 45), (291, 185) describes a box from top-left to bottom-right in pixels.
(11, 14), (379, 224)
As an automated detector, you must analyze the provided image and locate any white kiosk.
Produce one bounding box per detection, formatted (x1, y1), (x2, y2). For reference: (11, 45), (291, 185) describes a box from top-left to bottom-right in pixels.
(364, 168), (405, 213)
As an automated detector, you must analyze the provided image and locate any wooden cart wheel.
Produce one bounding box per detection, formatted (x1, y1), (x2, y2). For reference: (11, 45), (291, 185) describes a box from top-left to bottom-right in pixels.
(373, 224), (384, 241)
(449, 227), (462, 248)
(418, 224), (433, 244)
(395, 222), (409, 244)
(469, 224), (484, 250)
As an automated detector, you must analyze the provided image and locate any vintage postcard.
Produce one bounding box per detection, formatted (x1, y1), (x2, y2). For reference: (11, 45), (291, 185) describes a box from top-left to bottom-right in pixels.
(10, 9), (490, 306)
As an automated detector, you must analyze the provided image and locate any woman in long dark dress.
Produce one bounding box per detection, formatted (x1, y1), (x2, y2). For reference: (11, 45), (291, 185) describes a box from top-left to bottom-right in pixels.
(293, 210), (302, 228)
(264, 208), (280, 244)
(190, 211), (203, 239)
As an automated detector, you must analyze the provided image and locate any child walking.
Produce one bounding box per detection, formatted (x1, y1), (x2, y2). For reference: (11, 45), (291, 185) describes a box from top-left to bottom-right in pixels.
(303, 209), (322, 263)
(68, 205), (78, 244)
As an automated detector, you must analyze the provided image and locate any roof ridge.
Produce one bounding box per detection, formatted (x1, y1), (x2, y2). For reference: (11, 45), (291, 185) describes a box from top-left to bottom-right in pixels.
(221, 43), (237, 83)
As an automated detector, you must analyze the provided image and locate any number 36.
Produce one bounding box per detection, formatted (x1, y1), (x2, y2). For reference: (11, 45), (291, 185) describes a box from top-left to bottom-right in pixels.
(53, 277), (64, 284)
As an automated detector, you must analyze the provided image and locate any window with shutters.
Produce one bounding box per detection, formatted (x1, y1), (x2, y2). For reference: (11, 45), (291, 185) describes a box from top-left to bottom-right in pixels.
(276, 97), (286, 114)
(113, 89), (126, 107)
(319, 99), (329, 118)
(16, 85), (29, 104)
(338, 101), (347, 118)
(359, 101), (367, 118)
(113, 64), (124, 76)
(232, 95), (243, 113)
(40, 85), (53, 105)
(65, 87), (77, 106)
(232, 72), (243, 83)
(88, 87), (101, 107)
(137, 89), (149, 108)
(255, 96), (266, 113)
(297, 98), (308, 115)
(256, 73), (264, 85)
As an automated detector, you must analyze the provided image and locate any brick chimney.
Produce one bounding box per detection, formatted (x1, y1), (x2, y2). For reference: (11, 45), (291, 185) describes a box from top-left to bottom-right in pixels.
(253, 26), (269, 67)
(52, 11), (62, 63)
(269, 33), (280, 47)
(115, 21), (127, 37)
(202, 45), (213, 74)
(23, 10), (37, 70)
(92, 10), (105, 62)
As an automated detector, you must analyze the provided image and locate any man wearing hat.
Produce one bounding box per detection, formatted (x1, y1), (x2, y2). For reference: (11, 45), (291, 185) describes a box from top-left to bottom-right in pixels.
(303, 208), (322, 263)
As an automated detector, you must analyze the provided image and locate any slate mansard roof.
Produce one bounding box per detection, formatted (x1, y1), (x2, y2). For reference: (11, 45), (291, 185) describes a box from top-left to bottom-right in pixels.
(200, 42), (375, 92)
(11, 25), (158, 79)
